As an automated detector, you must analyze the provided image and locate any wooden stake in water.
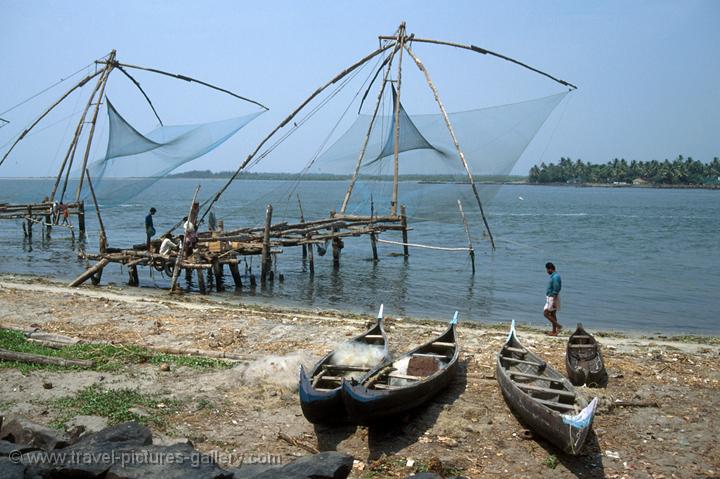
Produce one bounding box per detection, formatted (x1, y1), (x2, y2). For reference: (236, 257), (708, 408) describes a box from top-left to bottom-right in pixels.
(457, 199), (476, 274)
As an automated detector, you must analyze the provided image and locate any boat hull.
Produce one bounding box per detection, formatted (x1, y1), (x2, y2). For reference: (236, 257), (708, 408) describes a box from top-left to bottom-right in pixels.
(299, 366), (346, 425)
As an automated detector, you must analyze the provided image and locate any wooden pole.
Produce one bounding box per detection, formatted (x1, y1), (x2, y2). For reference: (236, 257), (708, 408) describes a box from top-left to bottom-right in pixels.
(26, 206), (32, 240)
(0, 69), (103, 168)
(0, 349), (94, 368)
(128, 264), (139, 286)
(400, 204), (409, 257)
(75, 50), (116, 203)
(200, 42), (396, 223)
(212, 258), (224, 292)
(51, 65), (110, 202)
(197, 267), (207, 294)
(229, 261), (243, 288)
(376, 36), (578, 90)
(306, 228), (315, 275)
(403, 45), (496, 250)
(260, 204), (273, 283)
(84, 169), (107, 253)
(457, 199), (476, 274)
(77, 201), (86, 238)
(391, 23), (406, 217)
(69, 258), (110, 287)
(170, 185), (201, 293)
(340, 42), (400, 213)
(331, 210), (341, 269)
(297, 194), (307, 259)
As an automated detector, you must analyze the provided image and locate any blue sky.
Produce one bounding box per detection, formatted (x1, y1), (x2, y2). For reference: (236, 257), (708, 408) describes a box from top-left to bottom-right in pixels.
(1, 0), (718, 177)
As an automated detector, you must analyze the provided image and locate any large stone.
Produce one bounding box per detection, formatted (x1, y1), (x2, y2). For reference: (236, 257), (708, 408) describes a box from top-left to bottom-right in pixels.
(104, 443), (232, 479)
(0, 415), (70, 450)
(65, 415), (110, 438)
(71, 421), (153, 449)
(227, 463), (283, 478)
(406, 474), (442, 479)
(0, 457), (25, 479)
(255, 452), (353, 479)
(0, 439), (38, 457)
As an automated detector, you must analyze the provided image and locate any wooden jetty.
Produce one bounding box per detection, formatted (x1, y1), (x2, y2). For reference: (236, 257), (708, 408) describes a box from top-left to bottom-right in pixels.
(68, 23), (576, 293)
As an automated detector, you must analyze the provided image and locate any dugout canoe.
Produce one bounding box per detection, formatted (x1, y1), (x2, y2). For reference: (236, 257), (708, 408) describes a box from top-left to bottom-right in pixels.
(496, 320), (598, 455)
(341, 312), (460, 425)
(565, 323), (608, 387)
(299, 305), (390, 424)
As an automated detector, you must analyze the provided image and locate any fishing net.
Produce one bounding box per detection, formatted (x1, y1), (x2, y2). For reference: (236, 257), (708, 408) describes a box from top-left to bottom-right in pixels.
(299, 91), (568, 222)
(87, 99), (262, 204)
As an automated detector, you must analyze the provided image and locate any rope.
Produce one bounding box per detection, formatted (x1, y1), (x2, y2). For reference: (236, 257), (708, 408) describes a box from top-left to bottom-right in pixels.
(0, 61), (95, 116)
(376, 238), (471, 252)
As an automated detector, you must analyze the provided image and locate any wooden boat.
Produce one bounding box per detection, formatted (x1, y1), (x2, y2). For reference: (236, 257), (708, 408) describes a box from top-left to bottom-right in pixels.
(565, 323), (608, 387)
(496, 320), (598, 455)
(341, 312), (460, 425)
(299, 305), (390, 424)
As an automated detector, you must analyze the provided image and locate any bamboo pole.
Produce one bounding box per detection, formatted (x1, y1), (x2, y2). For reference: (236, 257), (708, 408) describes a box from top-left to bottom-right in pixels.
(377, 36), (577, 90)
(391, 23), (407, 216)
(200, 41), (396, 222)
(400, 204), (409, 257)
(457, 199), (475, 274)
(0, 69), (103, 168)
(260, 204), (273, 283)
(84, 169), (107, 253)
(170, 185), (200, 293)
(0, 349), (94, 368)
(74, 50), (116, 203)
(296, 193), (307, 259)
(51, 64), (110, 202)
(69, 258), (110, 287)
(340, 42), (400, 213)
(375, 238), (471, 252)
(403, 45), (496, 250)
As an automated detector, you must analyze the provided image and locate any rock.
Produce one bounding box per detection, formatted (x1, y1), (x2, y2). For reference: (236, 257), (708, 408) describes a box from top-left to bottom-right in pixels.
(152, 434), (192, 447)
(255, 452), (353, 479)
(0, 415), (70, 450)
(72, 421), (153, 449)
(227, 463), (284, 478)
(105, 443), (232, 479)
(42, 382), (53, 390)
(406, 474), (442, 479)
(128, 407), (151, 418)
(0, 457), (25, 479)
(0, 439), (38, 457)
(159, 362), (171, 372)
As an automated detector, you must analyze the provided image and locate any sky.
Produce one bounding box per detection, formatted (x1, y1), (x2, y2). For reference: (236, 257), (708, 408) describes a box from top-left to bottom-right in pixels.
(1, 0), (718, 177)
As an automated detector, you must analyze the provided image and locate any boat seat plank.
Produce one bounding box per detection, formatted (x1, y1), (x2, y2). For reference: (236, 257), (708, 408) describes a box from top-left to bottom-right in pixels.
(314, 387), (337, 392)
(325, 365), (371, 371)
(501, 356), (546, 368)
(535, 398), (577, 411)
(388, 373), (423, 381)
(364, 335), (384, 340)
(317, 375), (343, 382)
(568, 344), (596, 349)
(516, 383), (576, 398)
(433, 341), (455, 348)
(372, 383), (392, 390)
(509, 371), (565, 383)
(572, 335), (592, 339)
(504, 346), (527, 354)
(412, 353), (447, 359)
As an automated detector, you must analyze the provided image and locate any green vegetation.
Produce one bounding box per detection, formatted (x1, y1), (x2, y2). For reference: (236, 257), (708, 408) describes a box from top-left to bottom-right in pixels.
(51, 385), (179, 429)
(0, 328), (232, 372)
(529, 156), (720, 186)
(542, 454), (559, 469)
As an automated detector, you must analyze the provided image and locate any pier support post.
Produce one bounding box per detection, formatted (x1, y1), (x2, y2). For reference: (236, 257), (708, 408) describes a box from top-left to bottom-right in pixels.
(400, 204), (409, 258)
(261, 204), (273, 284)
(197, 268), (207, 294)
(229, 261), (243, 288)
(212, 259), (224, 292)
(331, 210), (342, 269)
(128, 265), (139, 286)
(26, 206), (33, 240)
(78, 201), (86, 238)
(370, 232), (379, 261)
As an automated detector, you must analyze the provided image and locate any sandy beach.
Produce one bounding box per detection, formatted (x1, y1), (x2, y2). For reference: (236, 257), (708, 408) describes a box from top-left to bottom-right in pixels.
(0, 274), (718, 478)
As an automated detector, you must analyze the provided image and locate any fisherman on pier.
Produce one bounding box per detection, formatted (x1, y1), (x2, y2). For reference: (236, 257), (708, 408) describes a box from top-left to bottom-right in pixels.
(145, 207), (156, 251)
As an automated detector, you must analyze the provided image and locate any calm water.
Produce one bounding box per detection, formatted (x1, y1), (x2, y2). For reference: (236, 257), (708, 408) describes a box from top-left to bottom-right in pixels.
(1, 179), (718, 335)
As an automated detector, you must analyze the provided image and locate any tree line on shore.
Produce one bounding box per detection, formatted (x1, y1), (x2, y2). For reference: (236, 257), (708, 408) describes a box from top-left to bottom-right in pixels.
(529, 156), (720, 185)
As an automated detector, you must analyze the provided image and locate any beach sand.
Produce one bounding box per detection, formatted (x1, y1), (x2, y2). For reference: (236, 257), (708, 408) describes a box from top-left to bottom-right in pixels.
(1, 274), (718, 478)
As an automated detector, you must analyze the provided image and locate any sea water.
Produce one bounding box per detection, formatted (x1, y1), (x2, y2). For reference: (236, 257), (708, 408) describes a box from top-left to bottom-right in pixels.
(1, 179), (718, 335)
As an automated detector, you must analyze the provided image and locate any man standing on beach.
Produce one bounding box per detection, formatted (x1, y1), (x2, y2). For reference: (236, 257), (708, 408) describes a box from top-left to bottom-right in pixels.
(145, 207), (156, 251)
(543, 262), (562, 336)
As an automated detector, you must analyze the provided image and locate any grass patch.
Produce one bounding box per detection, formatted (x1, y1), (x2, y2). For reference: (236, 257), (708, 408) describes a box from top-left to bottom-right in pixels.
(542, 454), (559, 469)
(0, 328), (233, 372)
(51, 385), (180, 429)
